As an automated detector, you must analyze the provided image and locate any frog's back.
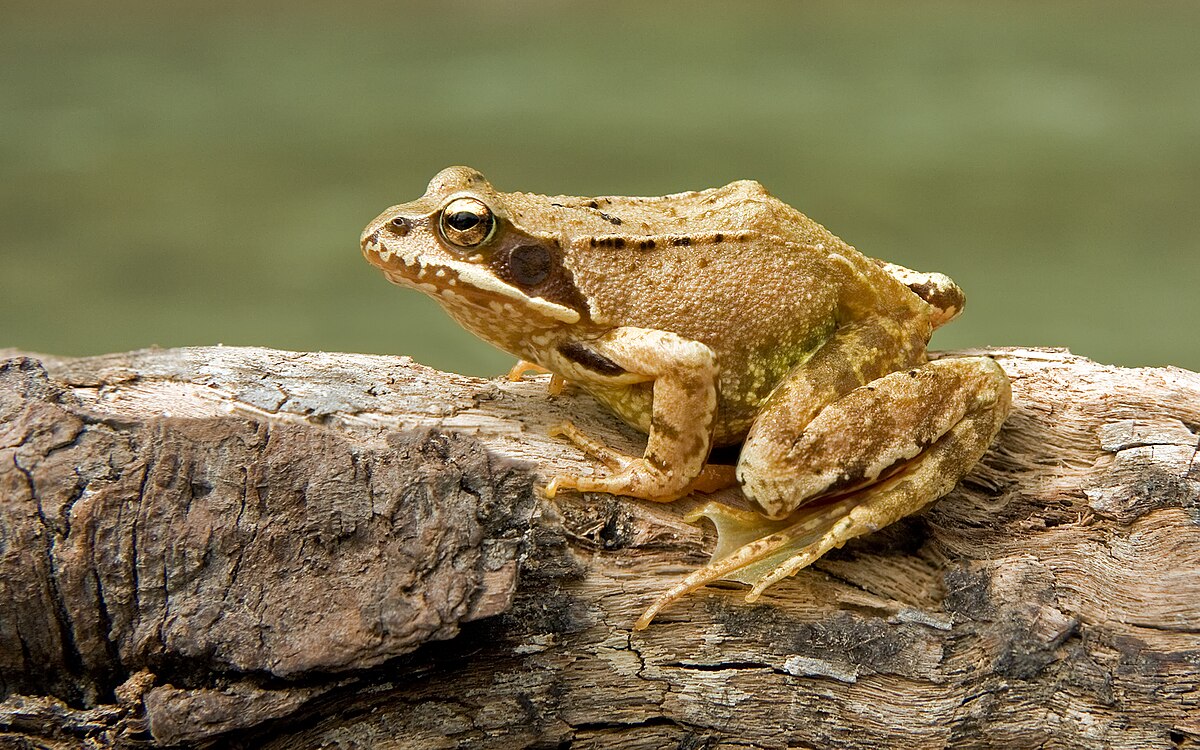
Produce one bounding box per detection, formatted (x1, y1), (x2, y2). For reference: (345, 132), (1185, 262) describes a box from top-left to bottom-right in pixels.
(505, 178), (846, 250)
(514, 179), (920, 344)
(505, 179), (931, 434)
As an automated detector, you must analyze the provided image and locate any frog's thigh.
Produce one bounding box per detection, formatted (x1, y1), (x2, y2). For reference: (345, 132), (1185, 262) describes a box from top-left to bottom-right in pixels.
(723, 356), (1009, 595)
(634, 357), (1010, 628)
(738, 356), (1011, 519)
(549, 327), (718, 501)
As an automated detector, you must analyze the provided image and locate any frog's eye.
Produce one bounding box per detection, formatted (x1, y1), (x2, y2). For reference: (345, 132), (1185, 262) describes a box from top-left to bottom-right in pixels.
(438, 197), (495, 248)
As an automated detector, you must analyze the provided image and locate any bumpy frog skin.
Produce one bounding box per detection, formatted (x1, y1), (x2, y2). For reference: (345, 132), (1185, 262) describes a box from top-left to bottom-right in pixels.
(361, 167), (1011, 629)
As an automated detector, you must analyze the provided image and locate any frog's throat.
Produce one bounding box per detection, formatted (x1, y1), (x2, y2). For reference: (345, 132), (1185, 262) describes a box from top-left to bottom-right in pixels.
(363, 235), (581, 325)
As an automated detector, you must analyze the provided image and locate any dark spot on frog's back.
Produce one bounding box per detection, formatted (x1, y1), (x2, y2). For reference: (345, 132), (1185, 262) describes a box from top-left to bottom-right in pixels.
(557, 342), (627, 377)
(597, 211), (622, 226)
(906, 280), (936, 301)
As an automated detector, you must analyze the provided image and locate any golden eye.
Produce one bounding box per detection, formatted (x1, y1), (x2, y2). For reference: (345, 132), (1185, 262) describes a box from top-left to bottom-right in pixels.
(438, 197), (495, 248)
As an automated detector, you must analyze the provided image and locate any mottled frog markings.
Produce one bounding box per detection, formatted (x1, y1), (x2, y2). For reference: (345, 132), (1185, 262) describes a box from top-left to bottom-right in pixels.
(362, 167), (1010, 629)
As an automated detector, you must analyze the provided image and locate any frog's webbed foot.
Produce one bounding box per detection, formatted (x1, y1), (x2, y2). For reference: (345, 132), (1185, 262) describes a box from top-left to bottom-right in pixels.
(634, 498), (857, 630)
(508, 360), (566, 395)
(635, 406), (993, 629)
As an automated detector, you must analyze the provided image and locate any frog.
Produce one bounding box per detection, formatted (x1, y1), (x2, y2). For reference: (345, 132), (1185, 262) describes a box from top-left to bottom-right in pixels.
(360, 167), (1011, 630)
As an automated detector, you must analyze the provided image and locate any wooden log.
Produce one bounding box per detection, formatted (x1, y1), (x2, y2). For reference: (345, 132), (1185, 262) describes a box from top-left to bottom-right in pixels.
(0, 346), (1197, 749)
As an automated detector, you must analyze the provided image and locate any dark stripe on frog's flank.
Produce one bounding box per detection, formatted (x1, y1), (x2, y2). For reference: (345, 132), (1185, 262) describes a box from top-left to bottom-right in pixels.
(588, 236), (629, 249)
(557, 342), (627, 377)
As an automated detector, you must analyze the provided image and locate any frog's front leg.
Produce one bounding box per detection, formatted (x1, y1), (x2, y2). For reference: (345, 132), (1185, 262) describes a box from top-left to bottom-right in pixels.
(635, 355), (1010, 628)
(544, 327), (718, 502)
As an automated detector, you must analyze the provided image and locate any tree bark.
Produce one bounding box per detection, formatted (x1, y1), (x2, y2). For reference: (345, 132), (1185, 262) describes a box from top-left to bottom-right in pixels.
(0, 345), (1197, 749)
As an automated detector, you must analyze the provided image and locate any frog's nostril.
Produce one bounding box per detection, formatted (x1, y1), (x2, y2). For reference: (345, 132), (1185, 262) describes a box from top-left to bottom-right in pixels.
(388, 216), (411, 236)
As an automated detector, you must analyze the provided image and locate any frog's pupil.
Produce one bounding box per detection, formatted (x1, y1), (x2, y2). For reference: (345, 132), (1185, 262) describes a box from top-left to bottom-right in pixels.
(447, 211), (481, 231)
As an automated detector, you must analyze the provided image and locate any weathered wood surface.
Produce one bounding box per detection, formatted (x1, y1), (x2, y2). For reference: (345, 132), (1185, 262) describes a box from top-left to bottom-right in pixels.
(0, 345), (1197, 749)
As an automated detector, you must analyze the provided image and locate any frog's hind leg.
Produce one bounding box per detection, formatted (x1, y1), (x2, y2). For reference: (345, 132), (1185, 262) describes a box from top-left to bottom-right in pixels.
(740, 356), (1010, 590)
(636, 356), (1010, 628)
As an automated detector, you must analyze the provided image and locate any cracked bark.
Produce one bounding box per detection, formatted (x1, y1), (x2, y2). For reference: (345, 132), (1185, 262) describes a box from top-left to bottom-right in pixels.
(0, 345), (1197, 749)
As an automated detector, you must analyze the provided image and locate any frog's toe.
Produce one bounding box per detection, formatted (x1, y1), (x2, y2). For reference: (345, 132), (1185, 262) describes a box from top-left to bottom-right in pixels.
(510, 361), (568, 394)
(546, 470), (640, 498)
(549, 421), (637, 471)
(544, 474), (576, 499)
(507, 359), (547, 381)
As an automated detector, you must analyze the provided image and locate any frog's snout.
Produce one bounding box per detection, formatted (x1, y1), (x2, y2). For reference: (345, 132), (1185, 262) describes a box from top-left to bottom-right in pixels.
(361, 219), (422, 279)
(361, 228), (381, 260)
(361, 228), (396, 271)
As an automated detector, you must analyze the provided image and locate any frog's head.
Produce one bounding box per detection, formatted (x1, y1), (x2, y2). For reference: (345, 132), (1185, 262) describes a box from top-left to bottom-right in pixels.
(361, 166), (588, 332)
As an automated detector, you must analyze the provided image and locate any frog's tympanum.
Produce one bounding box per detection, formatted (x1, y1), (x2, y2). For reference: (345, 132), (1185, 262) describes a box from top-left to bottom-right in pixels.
(362, 167), (1011, 629)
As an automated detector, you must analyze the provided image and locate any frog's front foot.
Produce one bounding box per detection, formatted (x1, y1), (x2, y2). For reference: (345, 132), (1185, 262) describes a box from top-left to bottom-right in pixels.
(546, 420), (644, 499)
(548, 421), (636, 471)
(545, 421), (737, 501)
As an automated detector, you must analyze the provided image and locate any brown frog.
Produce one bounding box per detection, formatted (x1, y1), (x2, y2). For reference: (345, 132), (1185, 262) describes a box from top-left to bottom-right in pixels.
(361, 167), (1011, 628)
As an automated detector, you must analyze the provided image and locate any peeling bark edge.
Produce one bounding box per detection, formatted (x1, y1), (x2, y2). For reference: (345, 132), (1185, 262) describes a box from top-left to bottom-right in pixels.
(0, 345), (1197, 749)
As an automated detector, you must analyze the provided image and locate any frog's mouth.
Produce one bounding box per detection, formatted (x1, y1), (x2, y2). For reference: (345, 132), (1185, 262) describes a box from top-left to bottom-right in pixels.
(361, 233), (580, 325)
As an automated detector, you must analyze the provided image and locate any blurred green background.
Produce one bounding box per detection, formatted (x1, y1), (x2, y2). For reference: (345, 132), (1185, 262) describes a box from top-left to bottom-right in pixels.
(3, 1), (1198, 375)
